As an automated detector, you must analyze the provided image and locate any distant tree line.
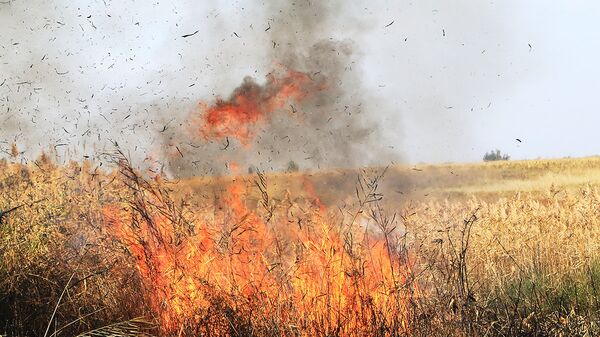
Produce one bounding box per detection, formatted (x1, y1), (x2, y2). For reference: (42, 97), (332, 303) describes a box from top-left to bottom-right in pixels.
(483, 149), (510, 162)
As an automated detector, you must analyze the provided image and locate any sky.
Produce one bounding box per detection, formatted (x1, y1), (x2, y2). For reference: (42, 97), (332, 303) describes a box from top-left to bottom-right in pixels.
(1, 0), (599, 171)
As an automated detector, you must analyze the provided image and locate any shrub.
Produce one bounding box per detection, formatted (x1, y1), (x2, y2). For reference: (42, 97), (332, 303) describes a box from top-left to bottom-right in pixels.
(286, 160), (299, 172)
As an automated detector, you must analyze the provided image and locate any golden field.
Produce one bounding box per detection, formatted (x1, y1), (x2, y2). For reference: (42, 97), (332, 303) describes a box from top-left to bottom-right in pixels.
(1, 155), (600, 336)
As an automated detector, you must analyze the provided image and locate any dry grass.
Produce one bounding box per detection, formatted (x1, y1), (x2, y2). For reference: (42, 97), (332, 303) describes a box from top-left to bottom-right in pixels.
(1, 155), (600, 336)
(403, 186), (600, 335)
(0, 158), (146, 336)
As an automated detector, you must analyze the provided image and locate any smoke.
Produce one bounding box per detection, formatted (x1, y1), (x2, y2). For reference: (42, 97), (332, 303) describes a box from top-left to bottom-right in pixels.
(163, 1), (401, 176)
(0, 0), (519, 174)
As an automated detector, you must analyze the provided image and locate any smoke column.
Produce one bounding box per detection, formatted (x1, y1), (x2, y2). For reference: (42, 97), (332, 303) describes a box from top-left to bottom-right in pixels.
(0, 0), (517, 175)
(162, 1), (401, 176)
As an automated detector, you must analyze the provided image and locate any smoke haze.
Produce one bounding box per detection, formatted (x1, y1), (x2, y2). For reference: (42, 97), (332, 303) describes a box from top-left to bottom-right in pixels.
(1, 0), (534, 175)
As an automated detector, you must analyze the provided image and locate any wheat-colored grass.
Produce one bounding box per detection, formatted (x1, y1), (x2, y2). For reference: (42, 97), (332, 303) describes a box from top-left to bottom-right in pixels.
(1, 156), (600, 336)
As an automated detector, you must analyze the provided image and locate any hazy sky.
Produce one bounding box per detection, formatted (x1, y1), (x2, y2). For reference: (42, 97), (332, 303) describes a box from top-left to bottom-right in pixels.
(1, 0), (599, 167)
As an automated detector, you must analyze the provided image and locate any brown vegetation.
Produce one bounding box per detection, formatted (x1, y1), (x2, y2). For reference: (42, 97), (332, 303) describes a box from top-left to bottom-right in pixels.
(1, 156), (600, 336)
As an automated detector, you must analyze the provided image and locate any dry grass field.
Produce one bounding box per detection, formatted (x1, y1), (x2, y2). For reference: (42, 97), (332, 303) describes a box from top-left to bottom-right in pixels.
(1, 155), (600, 336)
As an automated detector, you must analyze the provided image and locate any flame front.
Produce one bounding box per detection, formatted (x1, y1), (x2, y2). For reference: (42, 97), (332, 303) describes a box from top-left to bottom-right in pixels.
(104, 177), (418, 335)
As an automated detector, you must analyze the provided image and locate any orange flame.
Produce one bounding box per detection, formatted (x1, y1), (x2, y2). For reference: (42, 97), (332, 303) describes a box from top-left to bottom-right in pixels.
(192, 68), (319, 146)
(104, 175), (419, 335)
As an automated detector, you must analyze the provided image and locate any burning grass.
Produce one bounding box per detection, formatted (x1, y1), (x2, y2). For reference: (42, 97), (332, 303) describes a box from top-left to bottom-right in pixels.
(1, 156), (600, 336)
(104, 160), (417, 336)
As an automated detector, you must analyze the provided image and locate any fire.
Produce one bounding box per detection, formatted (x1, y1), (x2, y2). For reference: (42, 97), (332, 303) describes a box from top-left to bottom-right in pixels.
(192, 68), (321, 146)
(227, 161), (240, 174)
(301, 177), (326, 213)
(104, 169), (419, 335)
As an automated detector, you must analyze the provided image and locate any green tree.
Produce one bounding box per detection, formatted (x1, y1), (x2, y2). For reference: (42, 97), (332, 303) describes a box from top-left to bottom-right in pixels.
(286, 160), (299, 172)
(483, 149), (510, 162)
